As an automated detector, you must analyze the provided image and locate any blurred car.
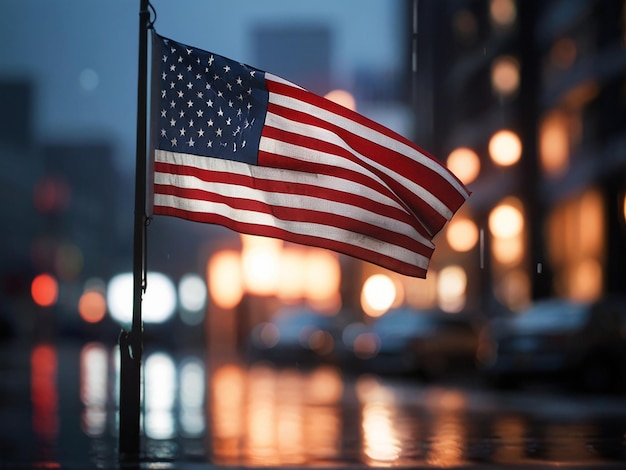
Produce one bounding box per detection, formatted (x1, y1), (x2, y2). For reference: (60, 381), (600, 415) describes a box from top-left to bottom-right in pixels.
(341, 307), (480, 379)
(478, 297), (626, 393)
(246, 306), (344, 367)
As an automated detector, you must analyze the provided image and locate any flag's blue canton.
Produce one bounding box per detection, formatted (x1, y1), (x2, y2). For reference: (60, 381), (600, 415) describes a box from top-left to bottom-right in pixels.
(155, 35), (268, 165)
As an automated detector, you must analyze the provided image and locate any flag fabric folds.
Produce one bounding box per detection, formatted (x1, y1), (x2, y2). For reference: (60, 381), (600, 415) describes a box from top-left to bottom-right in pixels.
(150, 32), (470, 278)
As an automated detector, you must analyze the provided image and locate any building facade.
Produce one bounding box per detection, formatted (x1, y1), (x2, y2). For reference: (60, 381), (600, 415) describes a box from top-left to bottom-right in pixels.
(408, 0), (626, 314)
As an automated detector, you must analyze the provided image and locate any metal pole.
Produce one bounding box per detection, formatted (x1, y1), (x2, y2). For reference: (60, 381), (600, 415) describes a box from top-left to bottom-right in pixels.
(119, 0), (149, 459)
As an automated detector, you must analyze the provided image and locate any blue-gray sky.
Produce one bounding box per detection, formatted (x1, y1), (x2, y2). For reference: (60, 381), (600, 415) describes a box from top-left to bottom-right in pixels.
(0, 0), (404, 174)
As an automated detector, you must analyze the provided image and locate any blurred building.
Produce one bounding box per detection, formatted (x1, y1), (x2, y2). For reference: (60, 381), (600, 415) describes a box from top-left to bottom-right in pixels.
(0, 76), (129, 327)
(38, 142), (121, 282)
(408, 0), (626, 313)
(0, 79), (39, 304)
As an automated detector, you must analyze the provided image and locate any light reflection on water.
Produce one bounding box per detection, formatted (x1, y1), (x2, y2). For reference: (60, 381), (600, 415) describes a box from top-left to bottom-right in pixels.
(18, 341), (626, 467)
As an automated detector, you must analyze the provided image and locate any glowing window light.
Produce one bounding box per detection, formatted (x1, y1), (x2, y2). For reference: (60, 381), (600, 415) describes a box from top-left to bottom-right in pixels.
(324, 89), (356, 111)
(489, 130), (522, 166)
(490, 0), (516, 27)
(540, 110), (569, 176)
(31, 273), (58, 307)
(178, 273), (207, 326)
(578, 189), (603, 257)
(208, 250), (243, 309)
(623, 194), (626, 223)
(276, 247), (307, 301)
(491, 56), (520, 96)
(437, 266), (467, 312)
(78, 290), (107, 324)
(446, 217), (479, 252)
(570, 258), (602, 302)
(106, 272), (177, 325)
(489, 201), (524, 239)
(304, 249), (341, 303)
(361, 274), (396, 318)
(241, 234), (282, 296)
(446, 147), (480, 185)
(144, 352), (177, 440)
(492, 236), (524, 265)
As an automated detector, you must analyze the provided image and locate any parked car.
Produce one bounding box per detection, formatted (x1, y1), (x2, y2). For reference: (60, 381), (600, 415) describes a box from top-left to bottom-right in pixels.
(246, 306), (344, 367)
(341, 307), (480, 379)
(478, 297), (626, 393)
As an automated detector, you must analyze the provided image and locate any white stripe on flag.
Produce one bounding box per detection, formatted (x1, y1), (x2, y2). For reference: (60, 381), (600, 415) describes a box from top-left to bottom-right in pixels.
(265, 73), (469, 199)
(153, 192), (431, 271)
(154, 150), (434, 248)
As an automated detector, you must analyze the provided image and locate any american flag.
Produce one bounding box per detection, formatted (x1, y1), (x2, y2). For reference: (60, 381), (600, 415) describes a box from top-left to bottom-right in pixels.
(150, 33), (470, 278)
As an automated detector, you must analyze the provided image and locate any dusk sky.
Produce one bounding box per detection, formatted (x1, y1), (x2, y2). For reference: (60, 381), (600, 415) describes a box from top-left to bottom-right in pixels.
(0, 0), (404, 174)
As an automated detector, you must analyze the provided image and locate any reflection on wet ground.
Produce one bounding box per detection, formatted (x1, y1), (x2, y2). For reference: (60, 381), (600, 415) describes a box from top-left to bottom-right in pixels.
(1, 339), (626, 468)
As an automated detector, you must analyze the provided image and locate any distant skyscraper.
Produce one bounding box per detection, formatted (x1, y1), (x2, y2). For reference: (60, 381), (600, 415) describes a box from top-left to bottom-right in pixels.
(0, 79), (33, 148)
(252, 24), (331, 95)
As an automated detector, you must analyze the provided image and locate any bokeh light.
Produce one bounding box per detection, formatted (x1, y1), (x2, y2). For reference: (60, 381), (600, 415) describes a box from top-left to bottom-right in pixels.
(78, 290), (107, 324)
(324, 89), (357, 111)
(437, 265), (467, 312)
(178, 273), (207, 326)
(208, 250), (243, 310)
(491, 56), (520, 96)
(540, 110), (569, 175)
(489, 130), (522, 166)
(276, 247), (308, 301)
(304, 249), (341, 304)
(489, 200), (524, 239)
(361, 274), (396, 317)
(446, 217), (479, 252)
(241, 235), (282, 296)
(489, 0), (516, 27)
(31, 273), (58, 307)
(446, 147), (480, 185)
(106, 272), (177, 325)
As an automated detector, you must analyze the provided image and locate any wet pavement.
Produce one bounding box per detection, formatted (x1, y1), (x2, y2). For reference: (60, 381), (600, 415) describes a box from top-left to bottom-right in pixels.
(1, 337), (626, 469)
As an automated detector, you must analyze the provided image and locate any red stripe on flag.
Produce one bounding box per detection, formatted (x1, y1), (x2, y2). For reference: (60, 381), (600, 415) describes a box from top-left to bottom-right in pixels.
(153, 204), (430, 278)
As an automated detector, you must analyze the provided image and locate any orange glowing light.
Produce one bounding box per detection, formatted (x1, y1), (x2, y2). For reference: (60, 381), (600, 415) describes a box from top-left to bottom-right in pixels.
(489, 130), (522, 166)
(208, 250), (243, 309)
(446, 217), (479, 252)
(324, 89), (357, 111)
(31, 274), (58, 307)
(446, 147), (480, 185)
(491, 56), (520, 96)
(78, 290), (107, 323)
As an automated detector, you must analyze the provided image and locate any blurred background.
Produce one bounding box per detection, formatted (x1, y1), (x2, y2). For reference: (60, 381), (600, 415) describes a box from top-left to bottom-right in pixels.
(1, 0), (626, 467)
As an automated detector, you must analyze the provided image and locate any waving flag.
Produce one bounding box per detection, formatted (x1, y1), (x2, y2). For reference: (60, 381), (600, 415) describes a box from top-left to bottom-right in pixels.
(150, 33), (470, 278)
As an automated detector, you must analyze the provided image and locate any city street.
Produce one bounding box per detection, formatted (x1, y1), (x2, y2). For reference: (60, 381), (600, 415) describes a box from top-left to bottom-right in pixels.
(1, 338), (626, 469)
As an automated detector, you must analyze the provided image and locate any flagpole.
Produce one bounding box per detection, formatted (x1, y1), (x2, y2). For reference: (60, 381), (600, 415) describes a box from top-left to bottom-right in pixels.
(119, 0), (150, 459)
